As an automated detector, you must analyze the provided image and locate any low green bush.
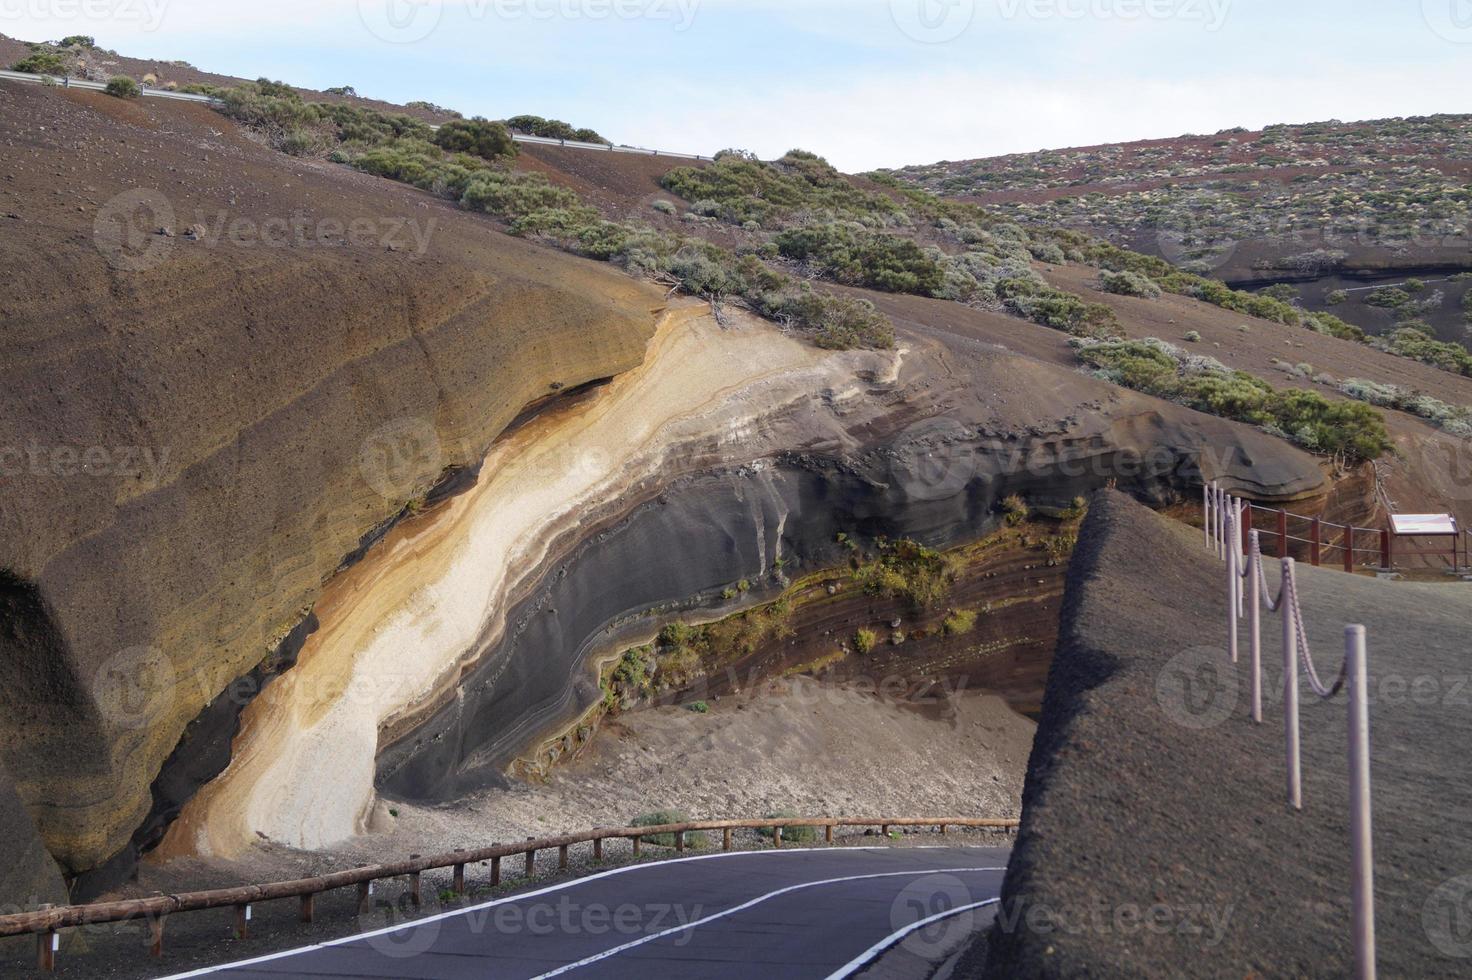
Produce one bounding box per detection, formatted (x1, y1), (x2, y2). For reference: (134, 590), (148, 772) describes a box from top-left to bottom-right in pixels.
(1098, 269), (1161, 298)
(1077, 338), (1391, 461)
(1383, 327), (1472, 376)
(104, 76), (141, 99)
(631, 811), (709, 848)
(10, 51), (68, 75)
(434, 117), (517, 161)
(757, 811), (819, 843)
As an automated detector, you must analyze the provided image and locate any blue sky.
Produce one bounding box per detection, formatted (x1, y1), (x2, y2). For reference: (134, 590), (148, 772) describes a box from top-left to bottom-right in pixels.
(4, 0), (1470, 170)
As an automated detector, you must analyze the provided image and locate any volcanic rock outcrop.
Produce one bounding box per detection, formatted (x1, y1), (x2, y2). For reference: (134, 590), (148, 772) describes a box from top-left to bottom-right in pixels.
(0, 78), (1329, 897)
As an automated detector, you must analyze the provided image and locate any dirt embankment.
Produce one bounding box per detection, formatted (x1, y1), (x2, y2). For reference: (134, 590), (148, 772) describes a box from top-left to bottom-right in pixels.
(981, 490), (1472, 978)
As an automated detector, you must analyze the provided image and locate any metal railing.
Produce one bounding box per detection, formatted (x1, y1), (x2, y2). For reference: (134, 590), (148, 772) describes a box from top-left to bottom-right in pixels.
(1206, 483), (1376, 980)
(0, 69), (713, 160)
(1, 815), (1017, 971)
(1225, 495), (1463, 573)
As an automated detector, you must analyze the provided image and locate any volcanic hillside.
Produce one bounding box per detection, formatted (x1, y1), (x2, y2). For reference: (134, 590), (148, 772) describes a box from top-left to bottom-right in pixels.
(886, 116), (1472, 345)
(4, 52), (1472, 922)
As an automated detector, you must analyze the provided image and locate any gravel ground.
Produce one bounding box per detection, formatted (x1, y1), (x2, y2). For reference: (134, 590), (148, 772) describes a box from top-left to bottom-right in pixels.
(982, 490), (1472, 978)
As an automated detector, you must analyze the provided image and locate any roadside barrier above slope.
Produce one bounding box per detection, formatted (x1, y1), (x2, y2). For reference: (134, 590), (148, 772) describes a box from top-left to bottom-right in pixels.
(0, 815), (1016, 971)
(0, 69), (714, 160)
(1205, 483), (1376, 980)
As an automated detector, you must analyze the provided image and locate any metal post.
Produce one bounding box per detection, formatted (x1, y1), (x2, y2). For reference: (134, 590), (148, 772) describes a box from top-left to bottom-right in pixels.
(1380, 529), (1391, 571)
(1346, 626), (1376, 980)
(1284, 559), (1301, 810)
(1278, 509), (1289, 559)
(1311, 518), (1322, 567)
(1204, 483), (1212, 547)
(1344, 526), (1355, 574)
(1228, 504), (1240, 664)
(1242, 503), (1253, 552)
(1249, 531), (1262, 724)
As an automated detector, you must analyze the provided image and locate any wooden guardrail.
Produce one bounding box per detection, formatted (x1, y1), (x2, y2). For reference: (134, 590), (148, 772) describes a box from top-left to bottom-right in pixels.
(3, 816), (1017, 971)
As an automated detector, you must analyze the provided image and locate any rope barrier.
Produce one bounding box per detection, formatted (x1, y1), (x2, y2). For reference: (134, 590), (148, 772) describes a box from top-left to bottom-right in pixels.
(1206, 482), (1376, 980)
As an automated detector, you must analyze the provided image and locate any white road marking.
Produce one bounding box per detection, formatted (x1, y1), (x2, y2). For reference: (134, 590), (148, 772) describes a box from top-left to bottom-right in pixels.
(158, 846), (1003, 979)
(529, 867), (1005, 978)
(823, 898), (1001, 979)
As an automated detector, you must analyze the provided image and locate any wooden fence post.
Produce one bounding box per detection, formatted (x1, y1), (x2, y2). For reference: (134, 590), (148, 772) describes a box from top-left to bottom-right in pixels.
(1311, 518), (1322, 567)
(1381, 529), (1392, 570)
(722, 827), (732, 851)
(299, 893), (316, 923)
(1344, 526), (1354, 573)
(36, 905), (56, 973)
(824, 824), (833, 844)
(558, 844), (569, 870)
(409, 856), (421, 907)
(593, 838), (603, 861)
(234, 904), (250, 940)
(149, 916), (165, 958)
(491, 856), (501, 887)
(1277, 509), (1289, 558)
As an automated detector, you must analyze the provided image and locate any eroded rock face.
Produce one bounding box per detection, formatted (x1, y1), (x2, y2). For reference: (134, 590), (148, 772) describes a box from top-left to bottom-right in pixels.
(155, 306), (1326, 861)
(0, 79), (659, 883)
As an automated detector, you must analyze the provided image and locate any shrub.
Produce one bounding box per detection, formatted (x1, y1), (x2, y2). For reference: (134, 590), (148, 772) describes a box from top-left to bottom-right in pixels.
(1077, 338), (1391, 461)
(1260, 283), (1299, 303)
(854, 540), (956, 609)
(631, 811), (708, 848)
(1384, 327), (1472, 377)
(686, 700), (709, 714)
(58, 35), (95, 48)
(758, 811), (819, 843)
(1184, 330), (1202, 343)
(1001, 495), (1029, 525)
(1098, 269), (1161, 298)
(434, 117), (517, 161)
(104, 76), (141, 99)
(853, 629), (878, 655)
(141, 73), (157, 87)
(11, 51), (68, 75)
(776, 224), (945, 295)
(652, 199), (677, 215)
(998, 278), (1120, 336)
(943, 609), (978, 636)
(1326, 289), (1348, 305)
(324, 85), (358, 96)
(505, 114), (608, 144)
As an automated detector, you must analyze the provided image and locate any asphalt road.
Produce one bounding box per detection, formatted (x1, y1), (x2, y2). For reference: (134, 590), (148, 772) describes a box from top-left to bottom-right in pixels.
(158, 847), (1008, 980)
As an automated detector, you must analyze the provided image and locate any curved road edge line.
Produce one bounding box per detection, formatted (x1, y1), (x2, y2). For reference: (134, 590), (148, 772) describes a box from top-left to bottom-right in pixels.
(530, 868), (1006, 978)
(823, 898), (1001, 979)
(158, 845), (1003, 979)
